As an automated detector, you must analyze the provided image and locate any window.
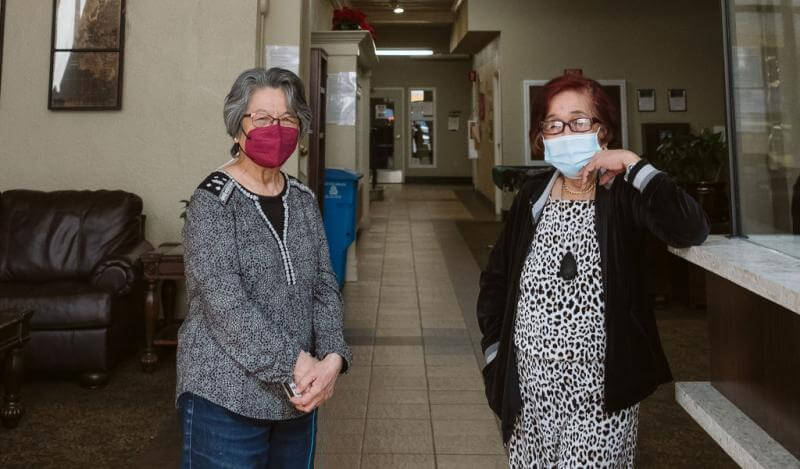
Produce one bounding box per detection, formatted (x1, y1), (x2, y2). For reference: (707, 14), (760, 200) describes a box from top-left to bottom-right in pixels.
(725, 0), (800, 258)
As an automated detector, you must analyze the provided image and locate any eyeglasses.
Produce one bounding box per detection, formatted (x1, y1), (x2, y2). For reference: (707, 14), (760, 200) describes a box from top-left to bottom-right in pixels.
(244, 112), (300, 129)
(540, 117), (600, 135)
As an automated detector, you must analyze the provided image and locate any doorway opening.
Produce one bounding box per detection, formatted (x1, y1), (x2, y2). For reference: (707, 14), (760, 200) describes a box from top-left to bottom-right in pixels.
(370, 87), (405, 188)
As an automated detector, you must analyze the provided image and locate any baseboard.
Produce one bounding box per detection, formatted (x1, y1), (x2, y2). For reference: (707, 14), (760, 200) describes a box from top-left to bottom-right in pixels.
(404, 176), (472, 185)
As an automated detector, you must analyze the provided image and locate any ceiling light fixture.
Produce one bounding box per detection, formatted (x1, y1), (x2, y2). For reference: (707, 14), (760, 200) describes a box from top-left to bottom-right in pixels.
(376, 49), (434, 56)
(392, 2), (404, 14)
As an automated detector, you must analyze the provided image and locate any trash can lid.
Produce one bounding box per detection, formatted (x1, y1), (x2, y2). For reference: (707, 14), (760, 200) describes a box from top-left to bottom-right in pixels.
(324, 168), (363, 181)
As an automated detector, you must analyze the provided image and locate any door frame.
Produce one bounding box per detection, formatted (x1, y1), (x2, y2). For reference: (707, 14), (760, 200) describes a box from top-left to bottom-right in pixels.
(408, 87), (438, 169)
(371, 87), (406, 173)
(493, 72), (503, 216)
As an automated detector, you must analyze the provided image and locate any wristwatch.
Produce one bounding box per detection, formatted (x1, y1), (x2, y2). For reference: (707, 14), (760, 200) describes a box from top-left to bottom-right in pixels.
(624, 161), (638, 183)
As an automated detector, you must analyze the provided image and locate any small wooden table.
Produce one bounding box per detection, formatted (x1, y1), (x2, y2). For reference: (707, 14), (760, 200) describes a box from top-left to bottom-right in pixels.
(141, 243), (184, 372)
(0, 308), (33, 429)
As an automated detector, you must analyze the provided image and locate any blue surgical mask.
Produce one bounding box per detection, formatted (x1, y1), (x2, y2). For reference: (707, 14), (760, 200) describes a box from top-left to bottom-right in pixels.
(543, 132), (601, 178)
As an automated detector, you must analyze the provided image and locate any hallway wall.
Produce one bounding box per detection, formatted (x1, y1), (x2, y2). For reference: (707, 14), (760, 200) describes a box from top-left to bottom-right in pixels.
(0, 0), (257, 246)
(371, 57), (473, 179)
(472, 38), (500, 203)
(468, 0), (726, 167)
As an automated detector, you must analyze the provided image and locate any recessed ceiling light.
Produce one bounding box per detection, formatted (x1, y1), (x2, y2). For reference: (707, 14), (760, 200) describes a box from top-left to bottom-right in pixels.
(393, 3), (404, 14)
(376, 49), (434, 56)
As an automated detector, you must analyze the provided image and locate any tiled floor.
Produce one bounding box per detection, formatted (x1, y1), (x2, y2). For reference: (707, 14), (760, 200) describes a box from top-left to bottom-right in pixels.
(315, 184), (506, 468)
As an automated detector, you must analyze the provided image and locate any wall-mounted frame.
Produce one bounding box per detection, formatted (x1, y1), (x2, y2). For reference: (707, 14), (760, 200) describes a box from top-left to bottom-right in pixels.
(409, 87), (437, 169)
(0, 0), (6, 99)
(667, 88), (687, 112)
(48, 0), (126, 110)
(637, 88), (656, 112)
(523, 79), (628, 164)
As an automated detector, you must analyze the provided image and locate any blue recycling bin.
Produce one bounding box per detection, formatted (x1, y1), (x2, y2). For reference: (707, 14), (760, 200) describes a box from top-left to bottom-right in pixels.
(323, 168), (363, 288)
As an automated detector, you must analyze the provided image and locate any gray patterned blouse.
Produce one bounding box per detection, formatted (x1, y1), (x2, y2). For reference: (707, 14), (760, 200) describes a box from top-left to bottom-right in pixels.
(175, 170), (352, 420)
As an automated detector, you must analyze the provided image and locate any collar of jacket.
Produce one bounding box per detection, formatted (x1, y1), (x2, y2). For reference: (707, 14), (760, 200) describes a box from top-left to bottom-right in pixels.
(529, 169), (615, 224)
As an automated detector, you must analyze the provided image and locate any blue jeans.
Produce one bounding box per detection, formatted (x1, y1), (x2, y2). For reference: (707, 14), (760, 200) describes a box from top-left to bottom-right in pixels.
(178, 393), (317, 469)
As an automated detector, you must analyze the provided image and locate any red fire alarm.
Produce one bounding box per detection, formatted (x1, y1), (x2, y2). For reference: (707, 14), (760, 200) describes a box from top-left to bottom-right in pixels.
(468, 70), (477, 82)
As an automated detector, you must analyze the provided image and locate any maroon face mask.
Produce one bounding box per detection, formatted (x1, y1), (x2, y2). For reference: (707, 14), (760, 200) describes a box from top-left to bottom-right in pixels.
(241, 124), (299, 168)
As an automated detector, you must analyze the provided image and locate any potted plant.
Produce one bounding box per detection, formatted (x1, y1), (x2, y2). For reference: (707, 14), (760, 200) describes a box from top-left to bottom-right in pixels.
(654, 128), (728, 224)
(332, 7), (376, 37)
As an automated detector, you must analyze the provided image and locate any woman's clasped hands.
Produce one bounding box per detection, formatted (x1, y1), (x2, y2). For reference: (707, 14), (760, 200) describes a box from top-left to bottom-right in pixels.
(290, 350), (344, 413)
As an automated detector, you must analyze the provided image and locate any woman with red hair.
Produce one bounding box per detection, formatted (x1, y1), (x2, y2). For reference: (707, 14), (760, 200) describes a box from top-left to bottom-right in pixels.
(477, 75), (709, 467)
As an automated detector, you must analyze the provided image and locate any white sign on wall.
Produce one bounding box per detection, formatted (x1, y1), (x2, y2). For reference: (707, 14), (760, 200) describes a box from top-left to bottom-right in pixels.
(326, 72), (357, 126)
(265, 45), (300, 75)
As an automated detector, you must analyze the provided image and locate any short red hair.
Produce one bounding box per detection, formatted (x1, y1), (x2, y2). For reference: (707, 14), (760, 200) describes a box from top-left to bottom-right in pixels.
(529, 74), (618, 157)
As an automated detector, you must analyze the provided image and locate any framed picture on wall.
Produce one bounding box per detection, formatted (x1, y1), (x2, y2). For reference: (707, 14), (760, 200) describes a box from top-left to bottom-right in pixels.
(667, 89), (687, 112)
(523, 79), (629, 163)
(48, 0), (126, 110)
(637, 88), (656, 112)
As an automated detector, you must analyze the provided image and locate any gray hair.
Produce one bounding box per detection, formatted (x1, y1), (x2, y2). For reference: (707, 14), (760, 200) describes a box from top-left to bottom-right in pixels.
(223, 67), (312, 156)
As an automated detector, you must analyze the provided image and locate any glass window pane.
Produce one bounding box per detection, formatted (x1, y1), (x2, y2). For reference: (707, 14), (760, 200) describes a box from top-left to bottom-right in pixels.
(54, 0), (122, 50)
(729, 0), (800, 258)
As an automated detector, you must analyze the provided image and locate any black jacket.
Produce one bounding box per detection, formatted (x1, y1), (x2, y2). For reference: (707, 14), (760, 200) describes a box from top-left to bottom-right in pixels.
(477, 162), (710, 443)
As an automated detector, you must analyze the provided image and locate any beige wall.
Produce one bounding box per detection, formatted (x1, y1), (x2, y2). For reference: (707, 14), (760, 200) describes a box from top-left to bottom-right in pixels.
(371, 57), (473, 178)
(450, 0), (469, 52)
(467, 0), (727, 166)
(0, 0), (257, 246)
(472, 37), (500, 201)
(311, 0), (334, 33)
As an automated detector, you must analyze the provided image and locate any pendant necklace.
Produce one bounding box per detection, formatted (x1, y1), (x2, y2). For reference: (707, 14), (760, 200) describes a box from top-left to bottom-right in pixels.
(557, 221), (578, 281)
(557, 178), (582, 281)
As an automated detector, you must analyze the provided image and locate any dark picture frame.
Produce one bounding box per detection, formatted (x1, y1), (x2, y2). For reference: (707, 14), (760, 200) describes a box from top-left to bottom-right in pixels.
(0, 0), (6, 99)
(48, 0), (126, 110)
(637, 88), (656, 112)
(526, 80), (627, 160)
(667, 88), (687, 112)
(641, 122), (691, 159)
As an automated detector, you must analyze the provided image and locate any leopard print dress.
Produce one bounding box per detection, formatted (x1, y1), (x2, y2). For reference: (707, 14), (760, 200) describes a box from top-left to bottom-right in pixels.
(508, 198), (639, 468)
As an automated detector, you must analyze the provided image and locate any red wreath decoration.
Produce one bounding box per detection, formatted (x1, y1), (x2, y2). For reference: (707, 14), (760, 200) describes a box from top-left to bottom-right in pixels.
(332, 7), (376, 37)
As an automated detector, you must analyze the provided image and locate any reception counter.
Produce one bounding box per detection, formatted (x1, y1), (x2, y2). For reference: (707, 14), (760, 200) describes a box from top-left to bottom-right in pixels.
(669, 235), (800, 468)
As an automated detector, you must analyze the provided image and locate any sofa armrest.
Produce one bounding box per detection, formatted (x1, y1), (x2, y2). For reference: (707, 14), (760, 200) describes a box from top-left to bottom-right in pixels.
(90, 239), (154, 296)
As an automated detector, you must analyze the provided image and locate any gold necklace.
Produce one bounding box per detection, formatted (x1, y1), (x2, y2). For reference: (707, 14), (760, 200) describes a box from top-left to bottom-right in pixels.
(562, 178), (596, 196)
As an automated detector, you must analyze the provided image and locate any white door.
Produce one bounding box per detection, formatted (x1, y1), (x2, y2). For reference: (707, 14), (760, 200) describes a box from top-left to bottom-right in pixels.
(371, 87), (405, 181)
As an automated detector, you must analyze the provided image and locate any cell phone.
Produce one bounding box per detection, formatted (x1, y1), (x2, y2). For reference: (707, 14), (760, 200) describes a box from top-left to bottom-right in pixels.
(282, 380), (302, 399)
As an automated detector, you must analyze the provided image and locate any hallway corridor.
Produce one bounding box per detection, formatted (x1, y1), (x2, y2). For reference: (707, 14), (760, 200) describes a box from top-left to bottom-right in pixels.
(0, 184), (736, 467)
(315, 185), (506, 468)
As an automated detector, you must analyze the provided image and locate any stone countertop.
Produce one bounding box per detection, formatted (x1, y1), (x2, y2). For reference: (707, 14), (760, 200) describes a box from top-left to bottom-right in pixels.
(669, 235), (800, 315)
(676, 382), (800, 468)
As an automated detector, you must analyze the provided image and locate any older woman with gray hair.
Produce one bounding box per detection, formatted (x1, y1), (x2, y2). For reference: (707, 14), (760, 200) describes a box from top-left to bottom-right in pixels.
(176, 67), (351, 468)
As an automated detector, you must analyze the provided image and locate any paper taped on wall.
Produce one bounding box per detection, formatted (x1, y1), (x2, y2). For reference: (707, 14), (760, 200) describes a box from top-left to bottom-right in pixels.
(265, 45), (300, 75)
(327, 72), (357, 126)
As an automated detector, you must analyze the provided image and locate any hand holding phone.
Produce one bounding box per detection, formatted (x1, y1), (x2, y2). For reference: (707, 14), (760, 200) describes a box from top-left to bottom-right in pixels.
(282, 380), (302, 399)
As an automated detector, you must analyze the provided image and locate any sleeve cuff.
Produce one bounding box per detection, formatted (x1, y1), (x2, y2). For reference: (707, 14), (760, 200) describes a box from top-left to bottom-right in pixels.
(254, 340), (301, 383)
(484, 341), (499, 364)
(317, 341), (353, 375)
(627, 160), (661, 192)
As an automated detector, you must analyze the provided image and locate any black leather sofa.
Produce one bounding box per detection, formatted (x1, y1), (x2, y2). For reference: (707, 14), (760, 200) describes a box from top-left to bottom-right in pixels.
(0, 189), (152, 387)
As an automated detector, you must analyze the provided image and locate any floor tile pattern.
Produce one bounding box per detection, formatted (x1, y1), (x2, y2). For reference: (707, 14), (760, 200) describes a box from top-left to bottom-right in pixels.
(316, 185), (504, 468)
